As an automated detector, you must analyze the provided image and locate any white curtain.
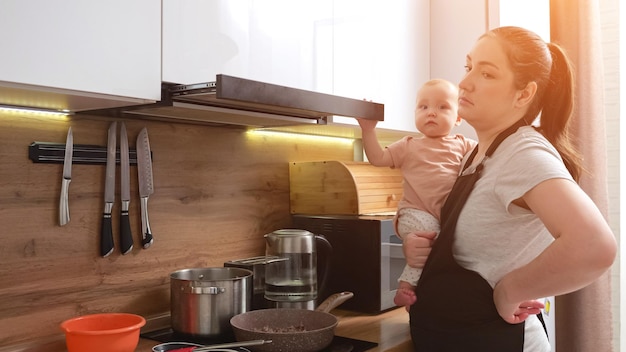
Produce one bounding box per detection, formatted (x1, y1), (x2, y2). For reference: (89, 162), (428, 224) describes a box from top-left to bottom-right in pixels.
(550, 0), (613, 351)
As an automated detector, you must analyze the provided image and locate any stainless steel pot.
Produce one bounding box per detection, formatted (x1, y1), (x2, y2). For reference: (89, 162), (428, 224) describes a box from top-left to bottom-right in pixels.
(170, 267), (253, 338)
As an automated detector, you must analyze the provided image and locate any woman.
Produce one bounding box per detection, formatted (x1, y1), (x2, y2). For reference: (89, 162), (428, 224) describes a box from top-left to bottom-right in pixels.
(404, 26), (617, 351)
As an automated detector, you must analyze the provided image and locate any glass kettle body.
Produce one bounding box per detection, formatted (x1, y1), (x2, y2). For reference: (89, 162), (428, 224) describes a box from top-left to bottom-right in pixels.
(264, 229), (331, 304)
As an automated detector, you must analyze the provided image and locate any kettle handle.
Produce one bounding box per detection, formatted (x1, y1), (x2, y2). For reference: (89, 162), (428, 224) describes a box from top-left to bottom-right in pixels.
(315, 235), (332, 301)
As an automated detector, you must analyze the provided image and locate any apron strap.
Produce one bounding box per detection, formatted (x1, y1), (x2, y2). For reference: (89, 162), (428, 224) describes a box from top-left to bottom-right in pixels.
(440, 118), (527, 228)
(462, 118), (528, 174)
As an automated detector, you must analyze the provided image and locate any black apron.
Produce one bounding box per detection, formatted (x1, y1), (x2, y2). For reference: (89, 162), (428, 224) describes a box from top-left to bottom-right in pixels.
(410, 119), (531, 351)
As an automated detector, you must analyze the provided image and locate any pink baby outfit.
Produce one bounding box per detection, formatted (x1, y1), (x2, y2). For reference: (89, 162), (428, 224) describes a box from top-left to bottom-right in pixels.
(386, 134), (476, 285)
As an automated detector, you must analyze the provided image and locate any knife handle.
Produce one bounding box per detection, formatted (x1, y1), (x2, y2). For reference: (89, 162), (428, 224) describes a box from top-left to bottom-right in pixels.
(140, 197), (153, 249)
(59, 178), (71, 226)
(120, 201), (133, 255)
(101, 203), (114, 257)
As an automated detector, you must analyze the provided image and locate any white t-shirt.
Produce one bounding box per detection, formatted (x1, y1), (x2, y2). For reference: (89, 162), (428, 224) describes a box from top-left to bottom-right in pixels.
(454, 126), (574, 352)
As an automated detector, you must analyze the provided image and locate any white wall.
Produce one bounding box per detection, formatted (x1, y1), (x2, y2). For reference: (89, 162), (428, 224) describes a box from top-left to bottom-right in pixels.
(599, 0), (620, 351)
(603, 0), (623, 349)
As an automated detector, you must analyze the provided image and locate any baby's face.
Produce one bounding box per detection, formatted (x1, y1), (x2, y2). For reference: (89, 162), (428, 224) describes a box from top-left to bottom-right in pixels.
(414, 83), (459, 138)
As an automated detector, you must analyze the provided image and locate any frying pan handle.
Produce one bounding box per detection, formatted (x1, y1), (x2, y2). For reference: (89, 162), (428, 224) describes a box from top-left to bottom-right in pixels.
(315, 291), (354, 313)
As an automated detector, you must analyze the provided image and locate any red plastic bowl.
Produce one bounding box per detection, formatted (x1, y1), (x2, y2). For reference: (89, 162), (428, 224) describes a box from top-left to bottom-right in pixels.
(60, 313), (146, 352)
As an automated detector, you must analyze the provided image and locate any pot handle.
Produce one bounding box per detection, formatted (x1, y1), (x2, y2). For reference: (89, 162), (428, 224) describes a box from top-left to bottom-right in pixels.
(181, 285), (226, 295)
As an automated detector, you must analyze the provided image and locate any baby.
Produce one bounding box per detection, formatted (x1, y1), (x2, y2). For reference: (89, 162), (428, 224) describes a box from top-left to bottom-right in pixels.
(357, 79), (476, 308)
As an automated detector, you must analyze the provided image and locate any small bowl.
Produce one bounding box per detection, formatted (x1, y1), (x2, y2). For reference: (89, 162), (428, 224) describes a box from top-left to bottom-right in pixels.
(60, 313), (146, 352)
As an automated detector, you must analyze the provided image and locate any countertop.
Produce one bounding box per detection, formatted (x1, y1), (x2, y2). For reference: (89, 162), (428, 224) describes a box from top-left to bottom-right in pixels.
(2, 308), (413, 352)
(135, 308), (413, 352)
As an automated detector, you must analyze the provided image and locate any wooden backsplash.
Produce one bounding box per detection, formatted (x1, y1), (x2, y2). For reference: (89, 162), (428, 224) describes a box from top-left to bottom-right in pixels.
(0, 111), (356, 347)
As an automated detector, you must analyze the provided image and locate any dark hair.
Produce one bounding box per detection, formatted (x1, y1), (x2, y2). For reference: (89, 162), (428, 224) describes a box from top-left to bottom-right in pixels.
(484, 26), (582, 181)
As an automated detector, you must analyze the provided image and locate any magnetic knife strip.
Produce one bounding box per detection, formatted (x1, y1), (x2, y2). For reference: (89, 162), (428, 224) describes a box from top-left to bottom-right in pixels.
(28, 141), (152, 165)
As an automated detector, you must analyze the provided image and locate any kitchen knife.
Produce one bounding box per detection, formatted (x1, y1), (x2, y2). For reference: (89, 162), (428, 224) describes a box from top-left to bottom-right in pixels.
(136, 127), (154, 249)
(59, 127), (73, 226)
(119, 122), (133, 254)
(100, 121), (117, 257)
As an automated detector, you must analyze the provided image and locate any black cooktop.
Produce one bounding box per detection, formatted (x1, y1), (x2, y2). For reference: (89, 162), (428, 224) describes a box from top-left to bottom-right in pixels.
(141, 327), (378, 352)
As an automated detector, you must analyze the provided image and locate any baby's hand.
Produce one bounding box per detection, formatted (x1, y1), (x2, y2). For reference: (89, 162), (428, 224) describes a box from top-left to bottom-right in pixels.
(403, 231), (436, 268)
(356, 117), (378, 130)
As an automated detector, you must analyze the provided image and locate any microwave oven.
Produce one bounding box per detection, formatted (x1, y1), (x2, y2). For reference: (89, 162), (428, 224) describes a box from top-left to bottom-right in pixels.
(292, 214), (404, 314)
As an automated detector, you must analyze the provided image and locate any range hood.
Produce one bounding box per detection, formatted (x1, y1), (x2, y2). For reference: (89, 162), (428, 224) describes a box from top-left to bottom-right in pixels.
(79, 74), (384, 128)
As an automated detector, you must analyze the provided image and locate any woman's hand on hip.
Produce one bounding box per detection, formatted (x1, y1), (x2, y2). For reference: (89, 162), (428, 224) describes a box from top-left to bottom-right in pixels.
(403, 231), (436, 268)
(493, 281), (544, 324)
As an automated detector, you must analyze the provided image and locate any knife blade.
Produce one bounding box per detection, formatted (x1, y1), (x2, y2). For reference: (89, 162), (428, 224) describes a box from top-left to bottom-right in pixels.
(100, 121), (117, 257)
(119, 122), (133, 254)
(59, 127), (73, 226)
(136, 127), (154, 249)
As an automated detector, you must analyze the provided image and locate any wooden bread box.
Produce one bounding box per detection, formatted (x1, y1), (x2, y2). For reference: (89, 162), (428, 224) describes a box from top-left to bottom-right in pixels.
(289, 160), (403, 215)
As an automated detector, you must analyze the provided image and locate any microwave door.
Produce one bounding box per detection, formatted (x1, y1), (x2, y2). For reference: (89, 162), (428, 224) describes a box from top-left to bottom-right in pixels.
(381, 236), (404, 309)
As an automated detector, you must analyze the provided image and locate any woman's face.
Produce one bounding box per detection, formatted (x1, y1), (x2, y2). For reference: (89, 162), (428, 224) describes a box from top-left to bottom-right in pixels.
(458, 36), (522, 132)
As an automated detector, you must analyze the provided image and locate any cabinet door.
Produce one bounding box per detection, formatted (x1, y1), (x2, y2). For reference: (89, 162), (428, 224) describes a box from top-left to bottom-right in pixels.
(0, 0), (161, 101)
(163, 0), (332, 91)
(429, 0), (484, 139)
(330, 0), (429, 132)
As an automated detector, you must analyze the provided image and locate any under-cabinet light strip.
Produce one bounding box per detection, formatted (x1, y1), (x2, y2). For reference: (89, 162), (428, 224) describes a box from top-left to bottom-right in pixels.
(0, 104), (72, 116)
(247, 129), (354, 144)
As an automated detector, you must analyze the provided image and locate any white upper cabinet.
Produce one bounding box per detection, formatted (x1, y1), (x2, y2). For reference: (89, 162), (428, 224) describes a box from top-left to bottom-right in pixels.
(0, 0), (161, 111)
(430, 0), (486, 87)
(328, 0), (430, 132)
(163, 0), (333, 90)
(163, 0), (428, 133)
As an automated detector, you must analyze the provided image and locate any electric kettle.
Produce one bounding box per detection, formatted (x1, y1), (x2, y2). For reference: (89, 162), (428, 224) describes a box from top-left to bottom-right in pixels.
(263, 229), (332, 309)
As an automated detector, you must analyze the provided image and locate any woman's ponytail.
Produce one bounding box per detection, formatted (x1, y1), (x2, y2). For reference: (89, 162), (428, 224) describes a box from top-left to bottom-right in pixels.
(541, 43), (582, 181)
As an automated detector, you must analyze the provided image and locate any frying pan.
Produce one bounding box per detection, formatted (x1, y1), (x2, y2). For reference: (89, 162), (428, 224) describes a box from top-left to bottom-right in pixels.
(229, 292), (354, 352)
